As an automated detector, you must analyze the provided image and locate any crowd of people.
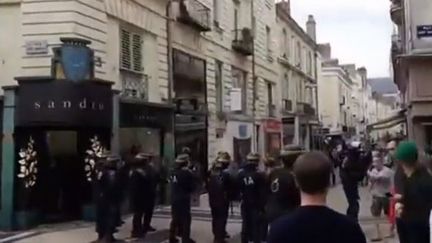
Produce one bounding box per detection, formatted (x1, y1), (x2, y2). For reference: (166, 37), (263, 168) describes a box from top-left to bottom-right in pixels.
(90, 139), (432, 243)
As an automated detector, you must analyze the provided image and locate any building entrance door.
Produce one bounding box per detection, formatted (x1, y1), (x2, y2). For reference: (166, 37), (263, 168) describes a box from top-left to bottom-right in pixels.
(39, 131), (83, 222)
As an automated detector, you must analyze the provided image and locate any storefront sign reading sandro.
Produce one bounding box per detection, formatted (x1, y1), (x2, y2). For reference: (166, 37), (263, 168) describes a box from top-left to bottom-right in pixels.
(17, 80), (112, 127)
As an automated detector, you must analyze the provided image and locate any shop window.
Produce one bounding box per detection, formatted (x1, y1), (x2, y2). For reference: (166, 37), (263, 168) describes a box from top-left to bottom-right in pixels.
(119, 127), (161, 159)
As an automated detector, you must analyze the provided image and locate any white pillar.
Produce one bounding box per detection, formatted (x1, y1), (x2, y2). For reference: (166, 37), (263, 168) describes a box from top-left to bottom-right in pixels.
(294, 116), (300, 145)
(305, 125), (311, 150)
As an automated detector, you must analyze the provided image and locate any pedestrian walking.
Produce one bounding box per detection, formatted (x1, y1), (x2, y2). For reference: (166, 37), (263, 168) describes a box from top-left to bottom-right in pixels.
(238, 153), (267, 243)
(368, 154), (394, 241)
(208, 152), (232, 243)
(265, 145), (302, 223)
(268, 152), (367, 243)
(394, 141), (432, 243)
(169, 154), (198, 243)
(368, 155), (393, 217)
(129, 153), (158, 238)
(93, 153), (122, 243)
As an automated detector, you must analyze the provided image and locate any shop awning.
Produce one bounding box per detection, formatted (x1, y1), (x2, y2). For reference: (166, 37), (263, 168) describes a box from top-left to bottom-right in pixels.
(367, 110), (406, 131)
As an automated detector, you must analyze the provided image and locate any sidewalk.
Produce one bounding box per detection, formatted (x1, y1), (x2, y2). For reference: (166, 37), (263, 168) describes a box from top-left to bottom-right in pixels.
(7, 185), (398, 243)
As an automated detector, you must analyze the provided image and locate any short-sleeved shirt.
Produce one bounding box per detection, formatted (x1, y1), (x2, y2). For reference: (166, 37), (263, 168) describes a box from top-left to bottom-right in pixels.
(401, 168), (432, 224)
(368, 166), (394, 197)
(268, 206), (367, 243)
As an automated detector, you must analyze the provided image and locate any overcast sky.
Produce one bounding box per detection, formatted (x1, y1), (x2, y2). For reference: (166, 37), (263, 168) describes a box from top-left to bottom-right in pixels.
(287, 0), (393, 78)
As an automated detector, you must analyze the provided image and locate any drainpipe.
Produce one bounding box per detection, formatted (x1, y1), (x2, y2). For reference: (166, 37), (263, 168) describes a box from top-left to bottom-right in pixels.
(167, 0), (174, 104)
(251, 0), (257, 153)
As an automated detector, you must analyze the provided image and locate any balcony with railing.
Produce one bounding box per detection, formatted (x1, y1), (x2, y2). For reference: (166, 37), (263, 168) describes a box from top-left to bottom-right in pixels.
(268, 104), (276, 117)
(120, 71), (148, 101)
(296, 102), (305, 114)
(390, 0), (403, 26)
(281, 99), (293, 116)
(178, 0), (211, 32)
(304, 103), (316, 116)
(232, 28), (254, 56)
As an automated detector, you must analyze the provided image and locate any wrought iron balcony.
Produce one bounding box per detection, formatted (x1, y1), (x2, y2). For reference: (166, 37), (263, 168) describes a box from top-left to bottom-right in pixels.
(296, 102), (305, 114)
(390, 1), (403, 26)
(174, 97), (208, 115)
(178, 0), (211, 32)
(282, 99), (293, 113)
(268, 104), (276, 117)
(232, 28), (254, 56)
(304, 103), (316, 116)
(120, 71), (148, 100)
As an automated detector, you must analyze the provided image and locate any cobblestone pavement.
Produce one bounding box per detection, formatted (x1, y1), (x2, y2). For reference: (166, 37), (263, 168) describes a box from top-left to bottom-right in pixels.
(6, 184), (398, 243)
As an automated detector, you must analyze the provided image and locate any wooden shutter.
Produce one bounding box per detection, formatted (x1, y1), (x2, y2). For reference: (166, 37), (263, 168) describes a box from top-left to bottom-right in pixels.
(132, 33), (143, 72)
(121, 29), (131, 70)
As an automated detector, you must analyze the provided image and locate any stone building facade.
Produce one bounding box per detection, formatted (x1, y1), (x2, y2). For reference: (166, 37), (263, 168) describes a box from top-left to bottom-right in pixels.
(275, 2), (319, 150)
(0, 0), (320, 229)
(390, 0), (432, 148)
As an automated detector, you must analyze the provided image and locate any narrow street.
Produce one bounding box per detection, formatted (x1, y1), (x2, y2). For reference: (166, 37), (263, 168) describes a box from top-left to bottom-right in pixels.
(2, 185), (397, 243)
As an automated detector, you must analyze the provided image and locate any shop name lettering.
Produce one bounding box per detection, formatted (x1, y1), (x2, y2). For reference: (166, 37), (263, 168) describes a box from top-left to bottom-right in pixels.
(136, 114), (157, 121)
(33, 98), (105, 111)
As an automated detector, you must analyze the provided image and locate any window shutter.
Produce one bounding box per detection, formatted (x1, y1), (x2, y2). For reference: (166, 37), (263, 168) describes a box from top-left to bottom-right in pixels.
(121, 29), (131, 70)
(132, 34), (143, 72)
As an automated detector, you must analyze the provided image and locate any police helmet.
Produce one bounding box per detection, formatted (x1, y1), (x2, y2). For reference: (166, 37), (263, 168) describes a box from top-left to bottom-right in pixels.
(264, 156), (278, 167)
(175, 154), (190, 164)
(182, 147), (191, 155)
(217, 152), (231, 164)
(99, 152), (120, 169)
(246, 153), (260, 164)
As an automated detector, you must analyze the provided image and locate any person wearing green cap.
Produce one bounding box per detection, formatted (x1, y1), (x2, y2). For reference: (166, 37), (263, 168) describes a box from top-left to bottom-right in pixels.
(394, 141), (432, 243)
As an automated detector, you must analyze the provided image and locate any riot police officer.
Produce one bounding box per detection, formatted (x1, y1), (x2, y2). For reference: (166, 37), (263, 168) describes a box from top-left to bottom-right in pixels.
(340, 141), (364, 221)
(261, 155), (280, 241)
(129, 153), (158, 238)
(238, 153), (267, 243)
(208, 152), (232, 243)
(169, 154), (197, 243)
(94, 153), (121, 243)
(266, 145), (303, 223)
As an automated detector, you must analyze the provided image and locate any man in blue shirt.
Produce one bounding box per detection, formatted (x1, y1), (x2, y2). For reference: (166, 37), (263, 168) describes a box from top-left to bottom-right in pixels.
(268, 152), (366, 243)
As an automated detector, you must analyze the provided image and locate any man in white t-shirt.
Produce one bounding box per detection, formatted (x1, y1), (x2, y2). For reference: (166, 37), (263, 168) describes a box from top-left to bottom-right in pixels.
(368, 155), (394, 217)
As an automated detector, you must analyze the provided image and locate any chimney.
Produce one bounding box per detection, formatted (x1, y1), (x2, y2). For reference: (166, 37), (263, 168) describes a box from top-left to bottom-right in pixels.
(277, 0), (291, 15)
(357, 67), (368, 88)
(306, 15), (316, 41)
(318, 43), (331, 60)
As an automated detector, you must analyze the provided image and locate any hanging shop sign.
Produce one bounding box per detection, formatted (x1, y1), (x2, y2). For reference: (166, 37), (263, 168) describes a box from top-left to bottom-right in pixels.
(16, 80), (113, 127)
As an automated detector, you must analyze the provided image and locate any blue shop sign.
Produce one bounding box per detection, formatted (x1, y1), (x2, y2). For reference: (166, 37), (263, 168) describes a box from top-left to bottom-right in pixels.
(239, 125), (248, 138)
(417, 25), (432, 38)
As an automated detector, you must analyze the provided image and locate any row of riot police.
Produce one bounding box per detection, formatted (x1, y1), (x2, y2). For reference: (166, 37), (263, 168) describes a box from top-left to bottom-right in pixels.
(92, 152), (159, 243)
(206, 145), (305, 243)
(92, 145), (306, 243)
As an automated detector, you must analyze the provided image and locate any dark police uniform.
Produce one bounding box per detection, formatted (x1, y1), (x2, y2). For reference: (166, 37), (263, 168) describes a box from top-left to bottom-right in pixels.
(208, 153), (232, 243)
(340, 143), (364, 221)
(94, 154), (121, 243)
(129, 153), (158, 238)
(238, 153), (267, 243)
(169, 154), (197, 243)
(265, 148), (302, 223)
